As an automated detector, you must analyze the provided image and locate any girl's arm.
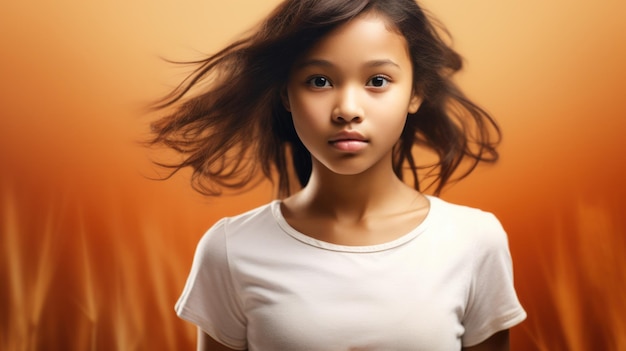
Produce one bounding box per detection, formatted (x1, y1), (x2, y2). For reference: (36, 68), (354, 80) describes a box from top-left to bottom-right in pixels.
(197, 328), (245, 351)
(462, 330), (509, 351)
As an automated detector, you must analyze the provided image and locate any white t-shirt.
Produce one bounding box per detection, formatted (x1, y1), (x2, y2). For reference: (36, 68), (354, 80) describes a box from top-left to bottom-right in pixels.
(175, 196), (526, 350)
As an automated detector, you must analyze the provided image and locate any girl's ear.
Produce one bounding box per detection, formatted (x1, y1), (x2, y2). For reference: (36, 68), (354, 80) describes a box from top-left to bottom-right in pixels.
(281, 89), (291, 112)
(408, 93), (422, 114)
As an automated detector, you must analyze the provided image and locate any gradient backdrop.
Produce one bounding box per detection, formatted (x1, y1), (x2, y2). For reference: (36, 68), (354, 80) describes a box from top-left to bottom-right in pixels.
(1, 0), (625, 350)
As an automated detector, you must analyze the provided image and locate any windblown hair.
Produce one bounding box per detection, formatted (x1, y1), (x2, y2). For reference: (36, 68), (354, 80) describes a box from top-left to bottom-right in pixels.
(150, 0), (501, 197)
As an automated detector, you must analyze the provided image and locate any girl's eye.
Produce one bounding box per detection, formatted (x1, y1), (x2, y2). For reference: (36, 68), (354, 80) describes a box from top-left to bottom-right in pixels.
(307, 76), (331, 88)
(367, 76), (390, 88)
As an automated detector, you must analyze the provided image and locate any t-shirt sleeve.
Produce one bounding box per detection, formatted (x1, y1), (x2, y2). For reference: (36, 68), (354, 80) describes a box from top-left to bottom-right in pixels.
(461, 213), (527, 347)
(175, 218), (247, 350)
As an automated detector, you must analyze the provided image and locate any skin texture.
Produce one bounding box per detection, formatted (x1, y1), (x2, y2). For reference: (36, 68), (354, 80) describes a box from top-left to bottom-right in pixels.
(197, 12), (509, 351)
(284, 13), (422, 180)
(282, 12), (428, 247)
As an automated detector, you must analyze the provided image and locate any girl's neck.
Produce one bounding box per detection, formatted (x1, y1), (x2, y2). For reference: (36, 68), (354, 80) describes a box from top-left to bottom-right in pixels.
(281, 156), (430, 246)
(292, 160), (421, 222)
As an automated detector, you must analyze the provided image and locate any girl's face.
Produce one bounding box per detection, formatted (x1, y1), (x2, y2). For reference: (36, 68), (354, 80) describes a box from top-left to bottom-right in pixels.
(285, 12), (421, 177)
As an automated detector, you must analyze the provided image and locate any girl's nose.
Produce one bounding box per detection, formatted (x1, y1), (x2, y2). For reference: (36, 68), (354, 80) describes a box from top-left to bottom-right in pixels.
(332, 87), (364, 123)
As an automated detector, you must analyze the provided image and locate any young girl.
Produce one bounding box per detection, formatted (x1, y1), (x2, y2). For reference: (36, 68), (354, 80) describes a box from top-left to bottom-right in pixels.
(152, 0), (526, 350)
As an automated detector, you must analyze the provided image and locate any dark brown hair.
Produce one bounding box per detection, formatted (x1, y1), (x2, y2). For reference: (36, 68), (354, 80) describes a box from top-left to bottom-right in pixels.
(149, 0), (501, 197)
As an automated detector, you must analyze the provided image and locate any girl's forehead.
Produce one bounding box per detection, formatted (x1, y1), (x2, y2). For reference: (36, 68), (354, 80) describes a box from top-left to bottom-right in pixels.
(296, 12), (410, 65)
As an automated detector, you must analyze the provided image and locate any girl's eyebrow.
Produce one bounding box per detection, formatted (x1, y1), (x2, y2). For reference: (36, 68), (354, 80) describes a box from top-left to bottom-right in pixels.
(296, 58), (401, 69)
(364, 59), (401, 69)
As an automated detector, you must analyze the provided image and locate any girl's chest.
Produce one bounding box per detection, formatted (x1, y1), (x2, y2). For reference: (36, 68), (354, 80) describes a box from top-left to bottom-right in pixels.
(234, 249), (472, 351)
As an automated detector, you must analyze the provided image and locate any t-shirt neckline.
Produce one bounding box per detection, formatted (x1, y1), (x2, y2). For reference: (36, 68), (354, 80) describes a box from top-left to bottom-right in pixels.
(271, 195), (436, 253)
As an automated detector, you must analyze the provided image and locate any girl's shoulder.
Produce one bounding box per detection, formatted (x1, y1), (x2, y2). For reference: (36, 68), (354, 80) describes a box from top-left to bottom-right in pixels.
(428, 195), (501, 222)
(221, 200), (280, 227)
(426, 195), (508, 246)
(201, 200), (283, 242)
(193, 201), (282, 261)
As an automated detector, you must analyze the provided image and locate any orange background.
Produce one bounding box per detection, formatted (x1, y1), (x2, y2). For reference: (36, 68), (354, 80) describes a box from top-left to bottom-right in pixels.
(1, 0), (625, 350)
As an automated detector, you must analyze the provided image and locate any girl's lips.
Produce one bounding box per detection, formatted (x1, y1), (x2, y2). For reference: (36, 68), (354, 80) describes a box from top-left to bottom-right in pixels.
(330, 139), (368, 152)
(328, 131), (369, 152)
(329, 130), (367, 143)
